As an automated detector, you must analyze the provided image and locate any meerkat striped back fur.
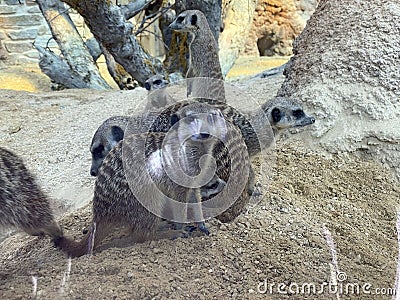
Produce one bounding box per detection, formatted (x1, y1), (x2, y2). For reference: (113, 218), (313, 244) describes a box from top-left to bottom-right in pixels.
(55, 103), (249, 257)
(0, 147), (63, 239)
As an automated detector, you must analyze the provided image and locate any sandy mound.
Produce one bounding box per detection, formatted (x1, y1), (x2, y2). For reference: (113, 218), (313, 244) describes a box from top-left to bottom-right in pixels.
(0, 78), (399, 298)
(0, 142), (398, 299)
(277, 0), (400, 181)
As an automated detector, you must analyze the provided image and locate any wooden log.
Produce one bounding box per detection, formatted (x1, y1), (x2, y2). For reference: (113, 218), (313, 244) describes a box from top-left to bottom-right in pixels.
(61, 0), (165, 86)
(36, 0), (111, 90)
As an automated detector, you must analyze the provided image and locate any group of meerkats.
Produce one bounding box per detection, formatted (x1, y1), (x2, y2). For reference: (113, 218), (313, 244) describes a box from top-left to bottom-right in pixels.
(0, 10), (315, 258)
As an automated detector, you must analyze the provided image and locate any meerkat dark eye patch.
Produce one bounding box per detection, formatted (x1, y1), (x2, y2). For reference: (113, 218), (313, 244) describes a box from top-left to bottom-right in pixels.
(271, 107), (283, 123)
(171, 114), (179, 126)
(293, 109), (305, 119)
(111, 126), (124, 142)
(144, 82), (151, 90)
(177, 16), (184, 23)
(191, 14), (198, 26)
(92, 145), (104, 159)
(153, 79), (162, 85)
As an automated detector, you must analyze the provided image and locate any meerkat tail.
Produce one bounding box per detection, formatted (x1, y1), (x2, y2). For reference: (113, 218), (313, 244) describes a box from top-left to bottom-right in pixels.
(24, 218), (63, 239)
(54, 220), (111, 258)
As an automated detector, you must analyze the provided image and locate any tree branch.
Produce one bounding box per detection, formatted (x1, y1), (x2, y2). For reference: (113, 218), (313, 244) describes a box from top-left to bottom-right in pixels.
(36, 0), (111, 89)
(61, 0), (164, 86)
(121, 0), (153, 20)
(34, 44), (99, 89)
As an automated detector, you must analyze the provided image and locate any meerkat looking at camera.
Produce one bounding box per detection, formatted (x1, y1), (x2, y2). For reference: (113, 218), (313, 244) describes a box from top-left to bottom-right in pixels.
(166, 102), (229, 234)
(55, 102), (249, 257)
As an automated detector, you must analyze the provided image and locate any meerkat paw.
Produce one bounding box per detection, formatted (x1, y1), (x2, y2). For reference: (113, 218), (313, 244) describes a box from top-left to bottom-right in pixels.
(183, 225), (197, 232)
(196, 222), (210, 236)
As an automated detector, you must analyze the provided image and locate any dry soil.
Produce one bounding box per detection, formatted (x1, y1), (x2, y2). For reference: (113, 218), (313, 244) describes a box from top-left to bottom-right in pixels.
(0, 76), (399, 299)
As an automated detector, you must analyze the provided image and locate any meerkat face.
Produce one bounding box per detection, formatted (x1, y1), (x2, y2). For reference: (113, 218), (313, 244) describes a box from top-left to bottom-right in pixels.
(144, 74), (168, 91)
(263, 98), (315, 132)
(90, 125), (124, 176)
(169, 10), (201, 34)
(171, 103), (227, 143)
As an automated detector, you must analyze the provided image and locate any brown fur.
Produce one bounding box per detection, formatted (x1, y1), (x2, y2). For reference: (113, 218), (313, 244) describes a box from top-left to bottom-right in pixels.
(0, 147), (62, 238)
(55, 104), (249, 257)
(145, 97), (315, 222)
(169, 10), (225, 103)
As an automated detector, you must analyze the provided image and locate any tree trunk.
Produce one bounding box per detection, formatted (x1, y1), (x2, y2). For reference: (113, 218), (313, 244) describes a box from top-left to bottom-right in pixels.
(219, 0), (257, 77)
(36, 0), (111, 90)
(61, 0), (165, 86)
(85, 37), (135, 90)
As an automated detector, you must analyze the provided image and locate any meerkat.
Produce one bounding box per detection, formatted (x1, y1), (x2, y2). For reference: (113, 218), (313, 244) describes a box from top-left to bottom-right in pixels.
(144, 97), (315, 222)
(90, 75), (175, 177)
(169, 10), (225, 103)
(90, 116), (129, 176)
(146, 97), (315, 157)
(144, 74), (168, 92)
(55, 103), (249, 257)
(167, 103), (229, 234)
(144, 74), (172, 109)
(216, 97), (315, 222)
(0, 147), (63, 239)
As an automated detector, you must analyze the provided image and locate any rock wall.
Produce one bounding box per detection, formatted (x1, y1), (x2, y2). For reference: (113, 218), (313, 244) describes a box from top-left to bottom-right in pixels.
(0, 0), (60, 65)
(278, 0), (400, 180)
(0, 0), (161, 67)
(245, 0), (319, 56)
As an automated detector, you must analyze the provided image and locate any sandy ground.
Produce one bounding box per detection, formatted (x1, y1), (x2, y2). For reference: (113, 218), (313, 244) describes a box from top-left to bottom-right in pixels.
(0, 74), (399, 299)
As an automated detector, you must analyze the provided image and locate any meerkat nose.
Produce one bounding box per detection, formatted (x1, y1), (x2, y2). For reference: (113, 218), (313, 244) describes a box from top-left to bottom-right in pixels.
(199, 133), (210, 139)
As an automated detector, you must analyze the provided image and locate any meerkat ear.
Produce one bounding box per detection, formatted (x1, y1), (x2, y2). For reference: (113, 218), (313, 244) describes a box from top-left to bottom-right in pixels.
(111, 126), (124, 142)
(144, 82), (151, 91)
(191, 14), (198, 26)
(170, 114), (179, 126)
(271, 107), (283, 123)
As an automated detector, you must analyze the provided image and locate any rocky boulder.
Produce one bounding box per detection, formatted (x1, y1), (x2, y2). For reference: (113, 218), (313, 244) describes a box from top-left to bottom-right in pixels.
(278, 0), (400, 180)
(245, 0), (319, 56)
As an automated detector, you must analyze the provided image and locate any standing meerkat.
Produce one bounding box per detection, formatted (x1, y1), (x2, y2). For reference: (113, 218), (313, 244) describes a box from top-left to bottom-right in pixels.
(55, 103), (248, 257)
(166, 103), (229, 234)
(0, 147), (63, 239)
(169, 10), (225, 103)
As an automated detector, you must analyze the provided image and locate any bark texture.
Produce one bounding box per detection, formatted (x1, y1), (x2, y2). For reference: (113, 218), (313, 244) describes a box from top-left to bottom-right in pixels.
(36, 0), (111, 90)
(61, 0), (165, 86)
